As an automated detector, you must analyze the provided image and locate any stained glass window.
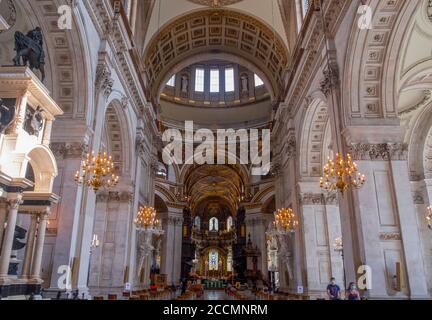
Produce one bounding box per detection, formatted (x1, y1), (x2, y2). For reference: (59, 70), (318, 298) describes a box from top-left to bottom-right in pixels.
(194, 216), (201, 230)
(209, 250), (218, 271)
(209, 217), (218, 231)
(227, 216), (233, 231)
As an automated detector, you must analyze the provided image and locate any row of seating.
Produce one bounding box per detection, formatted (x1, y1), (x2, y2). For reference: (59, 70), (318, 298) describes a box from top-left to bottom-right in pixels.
(92, 289), (177, 300)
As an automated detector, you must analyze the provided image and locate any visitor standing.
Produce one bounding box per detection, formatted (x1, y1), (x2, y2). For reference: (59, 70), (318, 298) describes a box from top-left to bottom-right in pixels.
(326, 277), (341, 300)
(346, 282), (361, 300)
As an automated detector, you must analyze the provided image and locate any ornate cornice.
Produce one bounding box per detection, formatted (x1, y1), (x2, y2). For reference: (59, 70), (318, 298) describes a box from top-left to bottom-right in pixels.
(348, 143), (408, 161)
(299, 192), (338, 206)
(50, 142), (88, 159)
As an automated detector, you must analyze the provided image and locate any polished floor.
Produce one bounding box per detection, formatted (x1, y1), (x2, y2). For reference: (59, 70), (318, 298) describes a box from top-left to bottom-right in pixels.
(203, 290), (234, 300)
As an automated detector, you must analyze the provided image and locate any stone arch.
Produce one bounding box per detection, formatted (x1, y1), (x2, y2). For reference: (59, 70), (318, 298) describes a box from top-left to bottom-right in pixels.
(25, 145), (58, 193)
(299, 98), (329, 178)
(102, 98), (133, 178)
(261, 193), (275, 214)
(155, 183), (177, 204)
(143, 8), (289, 102)
(343, 0), (419, 123)
(156, 52), (276, 101)
(155, 193), (169, 213)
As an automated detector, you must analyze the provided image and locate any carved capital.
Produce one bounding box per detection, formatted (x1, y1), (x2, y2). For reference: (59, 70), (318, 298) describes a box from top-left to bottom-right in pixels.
(349, 143), (408, 161)
(320, 64), (340, 97)
(8, 196), (23, 210)
(95, 62), (114, 98)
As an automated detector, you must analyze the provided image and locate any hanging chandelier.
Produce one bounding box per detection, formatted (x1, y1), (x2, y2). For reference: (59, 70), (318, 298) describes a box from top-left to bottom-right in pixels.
(333, 237), (343, 252)
(74, 151), (119, 192)
(273, 208), (299, 234)
(320, 153), (366, 194)
(134, 206), (161, 230)
(427, 206), (432, 230)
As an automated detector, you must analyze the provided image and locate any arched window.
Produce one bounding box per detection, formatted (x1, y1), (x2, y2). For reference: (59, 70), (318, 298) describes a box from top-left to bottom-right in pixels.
(195, 68), (205, 92)
(194, 216), (201, 230)
(296, 0), (310, 32)
(166, 74), (175, 87)
(227, 247), (233, 272)
(210, 69), (220, 93)
(209, 217), (219, 231)
(227, 216), (233, 231)
(225, 67), (235, 92)
(209, 250), (219, 271)
(254, 74), (264, 87)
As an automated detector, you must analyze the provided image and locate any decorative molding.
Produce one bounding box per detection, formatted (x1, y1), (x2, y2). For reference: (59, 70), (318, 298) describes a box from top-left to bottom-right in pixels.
(299, 192), (338, 206)
(186, 0), (243, 7)
(379, 232), (401, 241)
(50, 142), (88, 159)
(320, 64), (340, 98)
(96, 191), (133, 203)
(95, 62), (114, 98)
(428, 0), (432, 22)
(399, 90), (432, 116)
(412, 191), (425, 205)
(349, 143), (408, 161)
(8, 197), (23, 210)
(0, 0), (17, 34)
(143, 9), (288, 99)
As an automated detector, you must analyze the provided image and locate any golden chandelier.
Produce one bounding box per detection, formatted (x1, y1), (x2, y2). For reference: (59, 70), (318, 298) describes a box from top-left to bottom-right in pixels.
(427, 206), (432, 230)
(74, 151), (119, 192)
(320, 153), (366, 194)
(274, 208), (299, 234)
(134, 206), (160, 230)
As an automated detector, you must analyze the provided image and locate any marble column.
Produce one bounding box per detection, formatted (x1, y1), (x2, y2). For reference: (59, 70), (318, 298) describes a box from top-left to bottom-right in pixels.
(0, 200), (7, 250)
(21, 214), (38, 278)
(298, 191), (343, 298)
(49, 142), (87, 289)
(160, 210), (183, 285)
(31, 211), (49, 281)
(347, 140), (429, 298)
(245, 211), (270, 281)
(0, 196), (22, 279)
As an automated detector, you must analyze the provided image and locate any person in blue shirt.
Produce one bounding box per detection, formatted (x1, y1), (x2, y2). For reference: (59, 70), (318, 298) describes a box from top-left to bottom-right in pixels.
(327, 277), (341, 300)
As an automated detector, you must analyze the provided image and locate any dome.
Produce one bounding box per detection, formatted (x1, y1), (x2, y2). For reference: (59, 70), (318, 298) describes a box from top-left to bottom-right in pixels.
(159, 60), (272, 128)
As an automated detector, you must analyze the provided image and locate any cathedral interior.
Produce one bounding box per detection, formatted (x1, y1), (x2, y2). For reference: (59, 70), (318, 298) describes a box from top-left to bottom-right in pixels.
(0, 0), (432, 301)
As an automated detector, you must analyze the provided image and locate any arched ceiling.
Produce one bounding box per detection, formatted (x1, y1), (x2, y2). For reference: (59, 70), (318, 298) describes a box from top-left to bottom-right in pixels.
(143, 7), (289, 101)
(184, 164), (245, 214)
(186, 0), (244, 7)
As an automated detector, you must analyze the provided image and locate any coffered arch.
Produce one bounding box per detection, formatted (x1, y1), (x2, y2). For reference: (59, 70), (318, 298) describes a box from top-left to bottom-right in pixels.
(143, 9), (289, 102)
(343, 0), (418, 124)
(299, 98), (330, 178)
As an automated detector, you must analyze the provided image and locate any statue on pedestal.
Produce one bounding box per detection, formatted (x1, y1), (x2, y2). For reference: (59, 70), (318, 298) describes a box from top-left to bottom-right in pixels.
(13, 27), (46, 82)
